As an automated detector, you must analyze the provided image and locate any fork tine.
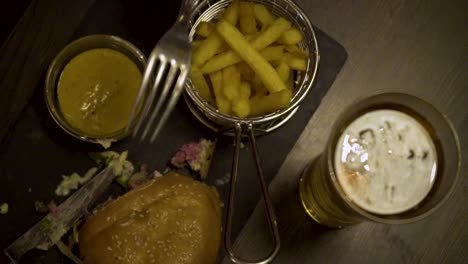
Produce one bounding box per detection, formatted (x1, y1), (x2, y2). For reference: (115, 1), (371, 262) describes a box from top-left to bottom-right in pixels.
(132, 55), (168, 137)
(126, 52), (158, 135)
(149, 65), (189, 143)
(140, 60), (180, 141)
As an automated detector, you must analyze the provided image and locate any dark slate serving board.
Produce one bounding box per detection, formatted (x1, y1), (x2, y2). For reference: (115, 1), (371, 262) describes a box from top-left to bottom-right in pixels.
(0, 0), (347, 262)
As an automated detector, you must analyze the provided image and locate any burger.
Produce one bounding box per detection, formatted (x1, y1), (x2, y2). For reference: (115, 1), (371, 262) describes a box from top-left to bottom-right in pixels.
(78, 172), (222, 264)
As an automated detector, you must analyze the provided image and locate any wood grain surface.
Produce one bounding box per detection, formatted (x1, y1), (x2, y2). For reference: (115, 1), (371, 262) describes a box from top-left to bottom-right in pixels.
(0, 0), (96, 148)
(223, 0), (468, 263)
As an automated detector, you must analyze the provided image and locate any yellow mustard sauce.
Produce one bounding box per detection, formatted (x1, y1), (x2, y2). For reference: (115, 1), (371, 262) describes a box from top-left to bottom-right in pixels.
(57, 48), (142, 137)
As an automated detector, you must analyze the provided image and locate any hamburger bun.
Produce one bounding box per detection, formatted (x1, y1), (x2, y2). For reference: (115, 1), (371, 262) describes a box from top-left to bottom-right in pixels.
(79, 172), (222, 264)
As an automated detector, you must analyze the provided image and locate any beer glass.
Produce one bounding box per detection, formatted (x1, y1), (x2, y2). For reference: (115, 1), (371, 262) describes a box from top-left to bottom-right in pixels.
(299, 93), (461, 228)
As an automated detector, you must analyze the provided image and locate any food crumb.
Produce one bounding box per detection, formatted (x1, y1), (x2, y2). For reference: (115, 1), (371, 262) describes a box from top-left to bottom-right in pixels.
(239, 142), (246, 149)
(0, 202), (9, 214)
(97, 139), (114, 149)
(55, 167), (98, 196)
(170, 138), (216, 179)
(48, 201), (59, 217)
(35, 200), (49, 214)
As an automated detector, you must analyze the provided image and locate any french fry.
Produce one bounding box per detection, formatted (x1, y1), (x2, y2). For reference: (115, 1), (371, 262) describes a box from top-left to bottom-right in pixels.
(280, 28), (304, 45)
(192, 1), (240, 65)
(192, 32), (224, 66)
(239, 81), (252, 98)
(260, 46), (284, 62)
(239, 2), (257, 35)
(275, 61), (290, 83)
(203, 45), (283, 75)
(232, 81), (252, 117)
(249, 89), (292, 116)
(218, 34), (256, 53)
(252, 76), (268, 96)
(222, 65), (241, 101)
(210, 71), (231, 114)
(237, 62), (255, 81)
(190, 67), (214, 104)
(245, 34), (258, 42)
(232, 98), (250, 118)
(285, 44), (308, 57)
(250, 17), (291, 50)
(202, 51), (240, 74)
(218, 41), (231, 53)
(216, 20), (288, 93)
(268, 59), (281, 67)
(223, 0), (240, 25)
(195, 21), (215, 37)
(285, 53), (307, 71)
(191, 3), (306, 117)
(191, 40), (203, 50)
(201, 18), (290, 73)
(253, 3), (275, 28)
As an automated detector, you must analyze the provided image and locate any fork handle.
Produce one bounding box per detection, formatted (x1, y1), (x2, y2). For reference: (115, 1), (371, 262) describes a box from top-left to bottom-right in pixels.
(177, 0), (200, 24)
(224, 123), (281, 264)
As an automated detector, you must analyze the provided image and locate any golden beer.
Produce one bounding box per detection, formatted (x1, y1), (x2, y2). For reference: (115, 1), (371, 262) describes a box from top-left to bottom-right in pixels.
(299, 93), (460, 227)
(299, 157), (361, 228)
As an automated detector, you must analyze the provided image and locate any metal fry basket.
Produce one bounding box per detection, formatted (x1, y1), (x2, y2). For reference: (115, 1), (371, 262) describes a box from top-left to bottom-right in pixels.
(185, 0), (319, 263)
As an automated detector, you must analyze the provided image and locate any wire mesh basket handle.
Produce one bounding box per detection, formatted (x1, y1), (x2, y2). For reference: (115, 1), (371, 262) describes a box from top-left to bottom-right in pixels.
(224, 123), (281, 264)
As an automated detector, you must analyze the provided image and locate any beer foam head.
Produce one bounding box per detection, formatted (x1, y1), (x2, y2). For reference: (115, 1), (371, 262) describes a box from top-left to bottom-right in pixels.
(334, 110), (437, 215)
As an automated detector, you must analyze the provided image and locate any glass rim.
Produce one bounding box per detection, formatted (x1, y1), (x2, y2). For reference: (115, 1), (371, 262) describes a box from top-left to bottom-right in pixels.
(44, 34), (147, 144)
(325, 92), (461, 224)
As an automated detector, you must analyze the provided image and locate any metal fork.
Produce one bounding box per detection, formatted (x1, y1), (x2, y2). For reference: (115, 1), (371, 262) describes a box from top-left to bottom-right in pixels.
(127, 0), (199, 143)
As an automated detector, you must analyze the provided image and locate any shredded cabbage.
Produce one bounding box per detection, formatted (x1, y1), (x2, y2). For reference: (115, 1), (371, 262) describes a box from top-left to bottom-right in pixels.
(56, 240), (82, 264)
(0, 202), (8, 214)
(55, 167), (98, 196)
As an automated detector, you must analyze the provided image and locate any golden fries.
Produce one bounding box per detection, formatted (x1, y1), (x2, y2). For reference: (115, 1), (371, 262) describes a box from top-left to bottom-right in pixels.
(192, 33), (224, 66)
(260, 46), (284, 62)
(285, 45), (308, 57)
(250, 89), (293, 116)
(216, 20), (288, 93)
(190, 1), (308, 118)
(253, 3), (274, 28)
(232, 98), (250, 118)
(285, 53), (307, 71)
(251, 17), (291, 50)
(275, 61), (290, 83)
(251, 75), (268, 96)
(191, 40), (203, 50)
(239, 2), (257, 35)
(192, 1), (240, 65)
(202, 45), (283, 74)
(223, 0), (240, 25)
(222, 65), (241, 101)
(201, 18), (290, 73)
(280, 28), (304, 45)
(239, 81), (252, 98)
(190, 67), (213, 104)
(210, 71), (231, 114)
(195, 21), (214, 37)
(201, 51), (240, 74)
(232, 81), (252, 117)
(237, 62), (255, 81)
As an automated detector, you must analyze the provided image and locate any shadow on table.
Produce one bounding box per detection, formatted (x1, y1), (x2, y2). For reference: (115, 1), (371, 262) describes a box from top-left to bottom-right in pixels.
(275, 183), (334, 249)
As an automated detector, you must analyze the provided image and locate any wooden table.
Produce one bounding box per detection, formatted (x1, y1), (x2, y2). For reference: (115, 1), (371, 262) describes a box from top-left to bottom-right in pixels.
(223, 0), (468, 263)
(1, 0), (466, 263)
